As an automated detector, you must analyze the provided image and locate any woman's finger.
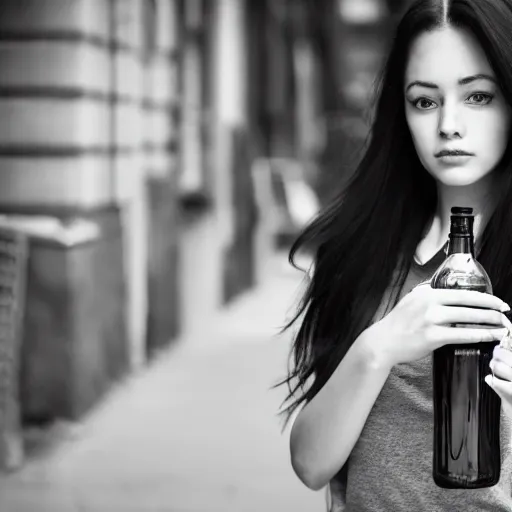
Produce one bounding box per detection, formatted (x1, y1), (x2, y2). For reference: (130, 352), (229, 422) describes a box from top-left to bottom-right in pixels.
(485, 374), (512, 398)
(504, 315), (512, 331)
(431, 306), (506, 327)
(485, 374), (512, 417)
(430, 289), (509, 312)
(490, 360), (512, 382)
(493, 346), (512, 366)
(430, 326), (508, 345)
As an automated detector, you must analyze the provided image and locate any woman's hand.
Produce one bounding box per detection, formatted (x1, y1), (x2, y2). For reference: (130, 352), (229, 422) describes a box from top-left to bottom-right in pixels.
(368, 285), (511, 368)
(486, 343), (512, 418)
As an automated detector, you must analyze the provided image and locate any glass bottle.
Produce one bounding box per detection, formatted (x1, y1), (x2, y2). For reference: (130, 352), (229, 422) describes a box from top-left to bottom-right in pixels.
(430, 206), (501, 489)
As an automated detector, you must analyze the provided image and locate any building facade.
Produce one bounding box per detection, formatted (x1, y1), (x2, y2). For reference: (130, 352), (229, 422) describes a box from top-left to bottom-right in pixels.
(0, 0), (331, 436)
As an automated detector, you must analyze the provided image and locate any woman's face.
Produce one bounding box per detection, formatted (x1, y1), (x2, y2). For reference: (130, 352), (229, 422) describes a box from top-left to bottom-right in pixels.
(404, 27), (511, 187)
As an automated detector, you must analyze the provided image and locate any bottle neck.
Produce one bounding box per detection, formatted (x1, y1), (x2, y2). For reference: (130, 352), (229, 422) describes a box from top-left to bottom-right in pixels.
(447, 235), (475, 256)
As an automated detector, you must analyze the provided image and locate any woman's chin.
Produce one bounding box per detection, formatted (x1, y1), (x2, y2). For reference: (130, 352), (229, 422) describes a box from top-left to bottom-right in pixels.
(436, 177), (481, 187)
(429, 167), (495, 188)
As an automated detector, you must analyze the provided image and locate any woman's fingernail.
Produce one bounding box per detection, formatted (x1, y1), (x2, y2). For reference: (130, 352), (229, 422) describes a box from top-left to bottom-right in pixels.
(485, 375), (494, 387)
(502, 304), (512, 313)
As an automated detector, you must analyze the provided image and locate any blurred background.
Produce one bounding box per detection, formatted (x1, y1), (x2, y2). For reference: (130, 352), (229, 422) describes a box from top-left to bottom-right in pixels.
(0, 0), (411, 510)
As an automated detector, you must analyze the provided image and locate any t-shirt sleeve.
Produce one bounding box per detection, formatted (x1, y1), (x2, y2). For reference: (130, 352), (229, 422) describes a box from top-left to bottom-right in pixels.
(307, 261), (315, 281)
(328, 464), (349, 511)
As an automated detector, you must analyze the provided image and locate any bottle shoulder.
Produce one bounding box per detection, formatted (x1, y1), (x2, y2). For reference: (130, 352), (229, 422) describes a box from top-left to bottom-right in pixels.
(431, 254), (492, 293)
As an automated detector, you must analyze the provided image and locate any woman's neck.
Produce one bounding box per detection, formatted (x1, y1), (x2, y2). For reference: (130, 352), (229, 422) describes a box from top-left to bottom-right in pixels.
(415, 174), (501, 264)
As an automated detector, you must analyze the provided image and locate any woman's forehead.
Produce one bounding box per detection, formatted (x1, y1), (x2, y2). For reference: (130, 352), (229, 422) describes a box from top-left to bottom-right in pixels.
(405, 27), (494, 86)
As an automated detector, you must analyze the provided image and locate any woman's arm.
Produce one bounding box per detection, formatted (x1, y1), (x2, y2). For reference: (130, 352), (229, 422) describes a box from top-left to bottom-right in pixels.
(290, 286), (509, 491)
(290, 326), (392, 491)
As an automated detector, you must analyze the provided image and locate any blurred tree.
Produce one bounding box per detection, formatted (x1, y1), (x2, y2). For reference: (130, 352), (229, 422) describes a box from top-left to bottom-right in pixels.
(246, 0), (397, 206)
(303, 0), (397, 204)
(303, 0), (344, 113)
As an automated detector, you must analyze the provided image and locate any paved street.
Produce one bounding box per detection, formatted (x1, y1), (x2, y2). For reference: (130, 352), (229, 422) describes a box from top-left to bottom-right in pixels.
(0, 252), (325, 512)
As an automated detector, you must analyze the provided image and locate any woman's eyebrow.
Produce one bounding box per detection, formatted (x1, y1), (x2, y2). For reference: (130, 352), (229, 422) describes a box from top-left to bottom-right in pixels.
(405, 74), (497, 93)
(458, 73), (496, 85)
(405, 80), (437, 92)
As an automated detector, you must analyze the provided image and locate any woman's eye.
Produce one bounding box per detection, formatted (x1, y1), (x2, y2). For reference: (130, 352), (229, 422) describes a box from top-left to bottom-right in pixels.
(413, 98), (437, 110)
(466, 92), (494, 105)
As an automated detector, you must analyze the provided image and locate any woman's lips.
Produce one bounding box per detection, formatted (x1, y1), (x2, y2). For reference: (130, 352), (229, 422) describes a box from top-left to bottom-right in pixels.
(436, 154), (474, 165)
(434, 150), (475, 165)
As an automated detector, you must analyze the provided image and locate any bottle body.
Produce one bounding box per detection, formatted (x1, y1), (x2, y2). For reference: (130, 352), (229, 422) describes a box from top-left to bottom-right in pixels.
(432, 342), (501, 488)
(430, 212), (501, 489)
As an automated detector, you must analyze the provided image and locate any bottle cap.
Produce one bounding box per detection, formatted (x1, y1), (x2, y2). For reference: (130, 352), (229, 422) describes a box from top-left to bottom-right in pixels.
(451, 207), (473, 216)
(450, 207), (474, 236)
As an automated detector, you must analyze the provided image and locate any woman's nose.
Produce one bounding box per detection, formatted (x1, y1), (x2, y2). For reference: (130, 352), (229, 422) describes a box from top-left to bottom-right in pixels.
(438, 105), (465, 139)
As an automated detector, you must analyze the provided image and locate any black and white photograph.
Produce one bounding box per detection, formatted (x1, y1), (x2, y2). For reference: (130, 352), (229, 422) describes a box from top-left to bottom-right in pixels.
(1, 1), (512, 511)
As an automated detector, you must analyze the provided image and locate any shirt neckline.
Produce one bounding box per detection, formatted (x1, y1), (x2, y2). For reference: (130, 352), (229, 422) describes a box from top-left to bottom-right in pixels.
(413, 241), (449, 269)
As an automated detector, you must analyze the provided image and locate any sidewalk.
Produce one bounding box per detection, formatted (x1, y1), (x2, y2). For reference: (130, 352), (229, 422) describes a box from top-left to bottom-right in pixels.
(0, 252), (325, 512)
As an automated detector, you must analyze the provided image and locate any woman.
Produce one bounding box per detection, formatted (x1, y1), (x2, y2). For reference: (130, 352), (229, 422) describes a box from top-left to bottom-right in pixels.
(278, 0), (512, 510)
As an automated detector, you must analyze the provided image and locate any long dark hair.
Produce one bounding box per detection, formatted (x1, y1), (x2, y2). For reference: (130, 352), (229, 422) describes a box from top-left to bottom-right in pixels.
(276, 0), (512, 426)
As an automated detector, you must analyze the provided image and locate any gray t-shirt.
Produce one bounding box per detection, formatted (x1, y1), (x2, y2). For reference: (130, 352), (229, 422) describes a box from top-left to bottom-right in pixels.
(328, 249), (512, 511)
